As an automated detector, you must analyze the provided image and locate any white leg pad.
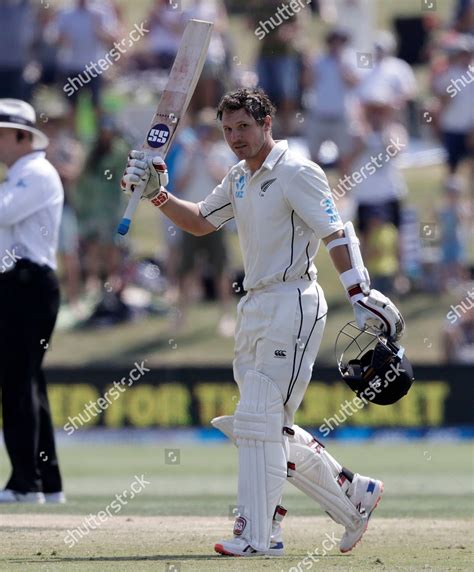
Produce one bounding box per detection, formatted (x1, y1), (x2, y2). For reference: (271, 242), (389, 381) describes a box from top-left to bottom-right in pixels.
(211, 415), (236, 443)
(212, 418), (360, 528)
(292, 425), (346, 488)
(233, 370), (287, 552)
(287, 440), (363, 529)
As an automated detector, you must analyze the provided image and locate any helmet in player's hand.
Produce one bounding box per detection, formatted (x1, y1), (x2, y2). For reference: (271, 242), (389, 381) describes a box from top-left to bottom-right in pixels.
(335, 322), (414, 406)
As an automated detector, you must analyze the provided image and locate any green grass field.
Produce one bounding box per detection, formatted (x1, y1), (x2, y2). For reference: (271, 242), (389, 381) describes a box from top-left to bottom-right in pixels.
(1, 440), (473, 571)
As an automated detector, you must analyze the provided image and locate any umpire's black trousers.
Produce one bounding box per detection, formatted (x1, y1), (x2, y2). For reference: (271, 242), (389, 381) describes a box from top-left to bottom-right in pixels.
(0, 259), (62, 493)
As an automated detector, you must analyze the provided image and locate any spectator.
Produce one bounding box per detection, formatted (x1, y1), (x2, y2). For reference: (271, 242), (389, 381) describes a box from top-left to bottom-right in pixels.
(251, 0), (303, 135)
(438, 175), (469, 291)
(41, 102), (85, 311)
(53, 0), (119, 131)
(144, 0), (186, 71)
(304, 27), (359, 170)
(31, 2), (60, 90)
(357, 30), (417, 113)
(432, 35), (474, 174)
(160, 120), (196, 302)
(0, 0), (35, 99)
(342, 90), (408, 248)
(75, 116), (127, 294)
(452, 0), (474, 35)
(187, 0), (230, 111)
(443, 304), (474, 363)
(173, 108), (235, 336)
(364, 208), (399, 295)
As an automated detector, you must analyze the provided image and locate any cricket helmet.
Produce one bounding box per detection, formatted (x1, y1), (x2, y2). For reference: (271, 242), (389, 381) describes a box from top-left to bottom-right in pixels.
(335, 322), (414, 405)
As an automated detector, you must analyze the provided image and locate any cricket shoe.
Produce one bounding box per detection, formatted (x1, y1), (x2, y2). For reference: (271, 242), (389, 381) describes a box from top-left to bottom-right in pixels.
(44, 491), (66, 504)
(339, 474), (384, 553)
(0, 489), (45, 504)
(214, 536), (284, 557)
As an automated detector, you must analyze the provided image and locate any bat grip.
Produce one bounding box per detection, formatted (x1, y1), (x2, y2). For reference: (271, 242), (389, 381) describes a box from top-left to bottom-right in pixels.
(117, 179), (146, 235)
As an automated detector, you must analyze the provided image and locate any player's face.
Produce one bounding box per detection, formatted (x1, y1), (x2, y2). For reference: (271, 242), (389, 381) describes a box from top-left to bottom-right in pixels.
(221, 109), (270, 162)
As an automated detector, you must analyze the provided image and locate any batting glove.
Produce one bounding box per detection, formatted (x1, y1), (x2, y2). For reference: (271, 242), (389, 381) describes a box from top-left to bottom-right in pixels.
(121, 150), (170, 207)
(348, 286), (405, 341)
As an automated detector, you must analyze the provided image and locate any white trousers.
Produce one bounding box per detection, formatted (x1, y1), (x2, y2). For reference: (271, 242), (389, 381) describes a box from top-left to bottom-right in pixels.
(233, 279), (328, 427)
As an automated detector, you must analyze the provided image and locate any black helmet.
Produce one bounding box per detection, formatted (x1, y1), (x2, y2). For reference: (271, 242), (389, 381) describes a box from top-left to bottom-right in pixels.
(335, 322), (414, 406)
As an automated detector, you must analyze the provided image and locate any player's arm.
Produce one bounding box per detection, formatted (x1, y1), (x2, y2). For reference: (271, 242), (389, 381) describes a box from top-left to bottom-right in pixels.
(160, 194), (215, 236)
(284, 165), (404, 341)
(121, 151), (215, 236)
(323, 224), (405, 341)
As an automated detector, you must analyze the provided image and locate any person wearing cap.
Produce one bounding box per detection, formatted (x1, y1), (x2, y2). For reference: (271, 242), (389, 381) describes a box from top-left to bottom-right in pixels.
(432, 35), (474, 174)
(0, 99), (65, 504)
(341, 89), (408, 246)
(304, 27), (359, 171)
(357, 30), (417, 112)
(172, 108), (235, 336)
(438, 176), (469, 290)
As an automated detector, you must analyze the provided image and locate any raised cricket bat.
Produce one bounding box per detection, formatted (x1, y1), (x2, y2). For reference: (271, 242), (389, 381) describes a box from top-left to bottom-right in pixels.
(117, 19), (213, 235)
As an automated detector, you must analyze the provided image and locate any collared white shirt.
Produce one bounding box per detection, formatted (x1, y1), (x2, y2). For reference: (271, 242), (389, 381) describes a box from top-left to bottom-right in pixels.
(199, 140), (343, 291)
(0, 151), (63, 272)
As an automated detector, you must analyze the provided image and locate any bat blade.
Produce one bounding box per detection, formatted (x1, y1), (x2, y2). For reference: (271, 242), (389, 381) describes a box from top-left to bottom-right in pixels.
(118, 19), (213, 236)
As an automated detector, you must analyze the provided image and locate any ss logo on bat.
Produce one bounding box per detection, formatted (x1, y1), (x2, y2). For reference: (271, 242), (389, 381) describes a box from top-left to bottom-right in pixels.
(147, 124), (170, 148)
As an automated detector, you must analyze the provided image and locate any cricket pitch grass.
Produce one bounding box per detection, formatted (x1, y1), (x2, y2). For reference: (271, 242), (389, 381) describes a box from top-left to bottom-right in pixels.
(1, 441), (473, 571)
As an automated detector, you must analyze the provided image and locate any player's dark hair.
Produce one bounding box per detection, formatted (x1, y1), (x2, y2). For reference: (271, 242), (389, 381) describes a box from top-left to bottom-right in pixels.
(16, 130), (33, 143)
(216, 88), (276, 125)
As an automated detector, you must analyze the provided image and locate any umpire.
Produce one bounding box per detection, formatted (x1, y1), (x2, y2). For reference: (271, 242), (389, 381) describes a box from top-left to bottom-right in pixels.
(0, 99), (64, 503)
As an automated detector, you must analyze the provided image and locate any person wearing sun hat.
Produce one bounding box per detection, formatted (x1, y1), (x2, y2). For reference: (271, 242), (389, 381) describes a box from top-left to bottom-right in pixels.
(0, 99), (65, 504)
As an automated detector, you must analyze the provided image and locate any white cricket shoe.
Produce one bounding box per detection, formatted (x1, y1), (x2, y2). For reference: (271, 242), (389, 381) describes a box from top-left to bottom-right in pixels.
(339, 474), (384, 553)
(214, 536), (284, 557)
(0, 489), (45, 504)
(44, 491), (66, 504)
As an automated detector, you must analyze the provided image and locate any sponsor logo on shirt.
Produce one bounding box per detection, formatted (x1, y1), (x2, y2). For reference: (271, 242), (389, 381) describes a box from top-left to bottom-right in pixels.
(321, 196), (341, 224)
(259, 178), (277, 197)
(235, 174), (246, 198)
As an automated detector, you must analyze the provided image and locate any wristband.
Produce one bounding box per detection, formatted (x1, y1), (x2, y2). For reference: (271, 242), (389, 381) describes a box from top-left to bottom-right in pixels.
(150, 188), (169, 208)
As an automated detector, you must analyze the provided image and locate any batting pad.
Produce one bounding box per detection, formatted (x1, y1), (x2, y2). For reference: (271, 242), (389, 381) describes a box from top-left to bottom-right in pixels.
(211, 415), (235, 442)
(287, 439), (363, 529)
(234, 370), (287, 552)
(211, 418), (359, 528)
(291, 425), (345, 484)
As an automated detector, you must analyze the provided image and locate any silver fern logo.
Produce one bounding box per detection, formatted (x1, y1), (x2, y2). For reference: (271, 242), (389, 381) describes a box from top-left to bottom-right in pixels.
(260, 178), (277, 196)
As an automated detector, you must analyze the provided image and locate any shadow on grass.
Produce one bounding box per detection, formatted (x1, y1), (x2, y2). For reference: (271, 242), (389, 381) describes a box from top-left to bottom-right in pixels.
(7, 553), (343, 563)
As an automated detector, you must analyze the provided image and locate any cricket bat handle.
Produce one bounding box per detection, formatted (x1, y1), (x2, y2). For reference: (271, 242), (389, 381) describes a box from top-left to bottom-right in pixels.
(117, 179), (146, 235)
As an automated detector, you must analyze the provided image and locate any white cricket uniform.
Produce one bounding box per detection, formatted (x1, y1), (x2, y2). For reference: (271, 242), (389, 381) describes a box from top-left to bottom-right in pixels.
(199, 140), (343, 425)
(0, 151), (63, 271)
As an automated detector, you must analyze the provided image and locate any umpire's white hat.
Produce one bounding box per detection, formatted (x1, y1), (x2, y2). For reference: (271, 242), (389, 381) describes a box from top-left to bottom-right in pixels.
(0, 99), (49, 150)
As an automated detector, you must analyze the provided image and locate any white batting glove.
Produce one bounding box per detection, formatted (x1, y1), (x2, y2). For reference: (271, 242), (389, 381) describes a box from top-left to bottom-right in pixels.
(348, 287), (405, 341)
(120, 150), (170, 207)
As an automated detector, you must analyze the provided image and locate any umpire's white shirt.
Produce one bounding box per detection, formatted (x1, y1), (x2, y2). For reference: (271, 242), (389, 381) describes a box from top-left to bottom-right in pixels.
(199, 140), (343, 291)
(0, 151), (63, 271)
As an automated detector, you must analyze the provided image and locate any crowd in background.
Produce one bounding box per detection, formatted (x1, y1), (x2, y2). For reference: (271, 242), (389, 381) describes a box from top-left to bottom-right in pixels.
(0, 0), (472, 357)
